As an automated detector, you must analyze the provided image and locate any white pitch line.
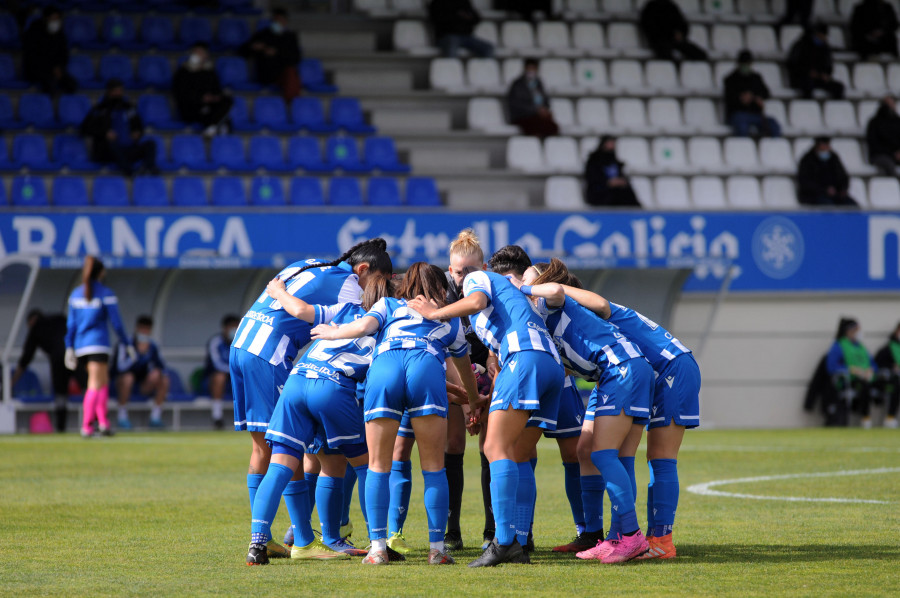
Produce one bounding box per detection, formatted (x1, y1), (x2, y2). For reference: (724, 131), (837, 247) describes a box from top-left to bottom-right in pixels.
(686, 467), (900, 504)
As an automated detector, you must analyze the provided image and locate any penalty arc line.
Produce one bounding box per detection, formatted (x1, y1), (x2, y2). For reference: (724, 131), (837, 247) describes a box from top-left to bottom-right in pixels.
(686, 467), (900, 504)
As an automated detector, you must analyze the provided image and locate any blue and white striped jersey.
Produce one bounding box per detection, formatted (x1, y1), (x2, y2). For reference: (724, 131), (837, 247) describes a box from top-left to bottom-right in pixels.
(462, 270), (559, 367)
(291, 303), (376, 389)
(542, 297), (644, 382)
(606, 302), (691, 373)
(65, 282), (129, 357)
(365, 297), (468, 362)
(231, 259), (362, 369)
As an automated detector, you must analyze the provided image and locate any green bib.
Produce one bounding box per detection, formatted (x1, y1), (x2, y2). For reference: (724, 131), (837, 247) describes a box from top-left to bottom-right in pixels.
(889, 340), (900, 367)
(839, 338), (871, 378)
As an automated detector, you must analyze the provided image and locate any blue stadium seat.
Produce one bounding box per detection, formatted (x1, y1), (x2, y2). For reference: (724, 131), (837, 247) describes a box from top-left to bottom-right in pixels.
(0, 137), (13, 171)
(0, 13), (20, 50)
(137, 56), (172, 90)
(326, 136), (370, 172)
(329, 177), (363, 206)
(250, 176), (286, 206)
(254, 97), (296, 132)
(138, 95), (184, 130)
(330, 98), (376, 134)
(367, 177), (402, 206)
(65, 15), (101, 49)
(133, 176), (169, 207)
(93, 175), (130, 207)
(0, 95), (24, 131)
(290, 176), (325, 206)
(165, 368), (193, 402)
(58, 94), (92, 128)
(152, 0), (193, 14)
(405, 177), (441, 206)
(167, 134), (213, 171)
(141, 16), (180, 50)
(210, 135), (252, 171)
(364, 137), (411, 173)
(211, 176), (247, 206)
(287, 137), (332, 172)
(291, 97), (337, 133)
(0, 54), (28, 89)
(228, 96), (258, 132)
(99, 55), (135, 88)
(53, 134), (98, 171)
(248, 135), (290, 172)
(53, 176), (90, 207)
(67, 55), (102, 89)
(102, 15), (144, 50)
(13, 134), (55, 170)
(12, 368), (47, 401)
(301, 59), (338, 93)
(11, 176), (49, 207)
(215, 18), (250, 50)
(216, 57), (258, 90)
(221, 0), (262, 14)
(172, 176), (208, 206)
(179, 17), (213, 46)
(19, 93), (59, 129)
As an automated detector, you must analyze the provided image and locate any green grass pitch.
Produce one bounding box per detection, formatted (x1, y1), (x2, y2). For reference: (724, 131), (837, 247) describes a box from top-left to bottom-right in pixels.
(1, 429), (897, 597)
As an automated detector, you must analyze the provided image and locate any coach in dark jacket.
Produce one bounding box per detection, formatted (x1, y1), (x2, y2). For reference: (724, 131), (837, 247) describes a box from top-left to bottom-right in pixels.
(506, 58), (559, 139)
(11, 310), (71, 432)
(584, 136), (640, 207)
(850, 0), (899, 59)
(796, 137), (856, 206)
(240, 7), (302, 99)
(428, 0), (494, 57)
(866, 96), (900, 176)
(640, 0), (708, 61)
(787, 22), (845, 99)
(172, 43), (233, 136)
(723, 50), (781, 137)
(22, 6), (77, 95)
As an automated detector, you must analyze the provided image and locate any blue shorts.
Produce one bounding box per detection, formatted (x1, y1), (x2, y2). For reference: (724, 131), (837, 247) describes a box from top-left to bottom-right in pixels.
(544, 376), (586, 438)
(364, 350), (448, 423)
(398, 410), (415, 439)
(585, 357), (653, 423)
(649, 353), (702, 430)
(265, 374), (364, 454)
(231, 348), (290, 433)
(490, 350), (564, 431)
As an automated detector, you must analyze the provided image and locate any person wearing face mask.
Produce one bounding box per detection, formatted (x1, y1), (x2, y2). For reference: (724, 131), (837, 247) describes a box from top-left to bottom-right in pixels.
(240, 7), (303, 101)
(850, 0), (899, 60)
(113, 316), (169, 430)
(827, 318), (877, 428)
(506, 58), (559, 140)
(172, 43), (233, 137)
(723, 50), (782, 138)
(865, 96), (900, 176)
(787, 22), (845, 99)
(796, 137), (857, 206)
(22, 6), (78, 95)
(584, 136), (641, 207)
(205, 314), (239, 431)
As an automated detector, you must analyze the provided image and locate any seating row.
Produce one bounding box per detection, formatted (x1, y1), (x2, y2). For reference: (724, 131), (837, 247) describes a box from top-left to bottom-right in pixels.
(1, 174), (440, 207)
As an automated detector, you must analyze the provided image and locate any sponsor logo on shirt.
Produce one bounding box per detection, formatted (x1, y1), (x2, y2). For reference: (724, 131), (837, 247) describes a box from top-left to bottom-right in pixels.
(245, 311), (275, 326)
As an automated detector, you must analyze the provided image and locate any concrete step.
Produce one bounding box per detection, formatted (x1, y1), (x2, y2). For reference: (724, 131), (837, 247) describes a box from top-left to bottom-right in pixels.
(334, 69), (413, 92)
(372, 108), (452, 132)
(445, 184), (534, 210)
(302, 30), (377, 53)
(409, 147), (492, 171)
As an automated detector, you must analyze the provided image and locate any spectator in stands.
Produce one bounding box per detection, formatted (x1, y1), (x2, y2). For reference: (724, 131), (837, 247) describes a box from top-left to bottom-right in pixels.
(866, 96), (900, 176)
(639, 0), (708, 62)
(205, 314), (238, 431)
(240, 7), (302, 101)
(11, 310), (71, 433)
(173, 43), (233, 137)
(873, 322), (900, 428)
(827, 317), (876, 428)
(796, 137), (857, 206)
(779, 0), (815, 27)
(850, 0), (899, 59)
(506, 58), (559, 140)
(723, 50), (782, 138)
(786, 22), (845, 99)
(500, 0), (556, 21)
(22, 6), (77, 96)
(428, 0), (494, 58)
(584, 136), (641, 207)
(113, 315), (169, 430)
(80, 79), (158, 176)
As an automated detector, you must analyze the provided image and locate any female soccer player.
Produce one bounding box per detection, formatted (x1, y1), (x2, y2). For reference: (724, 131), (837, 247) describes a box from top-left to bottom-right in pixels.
(65, 256), (130, 438)
(311, 263), (482, 566)
(245, 275), (393, 565)
(409, 246), (565, 568)
(232, 238), (392, 559)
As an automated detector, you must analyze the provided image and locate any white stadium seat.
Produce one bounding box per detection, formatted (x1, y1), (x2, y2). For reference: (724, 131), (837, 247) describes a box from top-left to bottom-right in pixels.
(758, 138), (795, 174)
(545, 176), (586, 209)
(762, 176), (798, 209)
(857, 100), (879, 126)
(502, 58), (524, 85)
(355, 0), (388, 12)
(746, 26), (778, 56)
(572, 23), (606, 54)
(645, 61), (679, 92)
(467, 97), (517, 134)
(652, 137), (688, 172)
(540, 58), (576, 92)
(837, 0), (855, 14)
(430, 58), (465, 91)
(607, 23), (643, 51)
(612, 98), (648, 132)
(680, 61), (714, 92)
(828, 25), (845, 50)
(723, 137), (760, 173)
(506, 136), (546, 172)
(550, 98), (581, 132)
(538, 22), (577, 56)
(473, 21), (499, 47)
(832, 138), (875, 175)
(831, 63), (851, 92)
(675, 0), (702, 14)
(684, 98), (729, 134)
(617, 137), (652, 172)
(691, 176), (727, 209)
(779, 24), (803, 52)
(792, 137), (814, 162)
(727, 176), (763, 209)
(466, 59), (503, 92)
(502, 21), (539, 54)
(711, 24), (744, 54)
(576, 98), (611, 132)
(887, 64), (900, 90)
(393, 20), (434, 55)
(544, 136), (582, 173)
(764, 99), (788, 132)
(754, 62), (787, 93)
(868, 177), (900, 209)
(567, 0), (603, 16)
(393, 0), (424, 13)
(629, 175), (654, 207)
(822, 101), (857, 135)
(704, 0), (735, 16)
(788, 99), (825, 134)
(688, 24), (710, 52)
(605, 0), (635, 14)
(573, 59), (608, 89)
(579, 136), (599, 161)
(688, 136), (726, 173)
(853, 63), (887, 95)
(741, 0), (776, 19)
(648, 98), (685, 133)
(654, 176), (692, 209)
(610, 59), (645, 93)
(849, 177), (869, 207)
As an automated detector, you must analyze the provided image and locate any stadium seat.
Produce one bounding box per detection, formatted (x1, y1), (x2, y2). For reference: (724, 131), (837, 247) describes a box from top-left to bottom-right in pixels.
(575, 98), (611, 133)
(606, 0), (635, 13)
(393, 20), (434, 55)
(405, 177), (441, 206)
(291, 97), (337, 132)
(290, 176), (325, 205)
(778, 24), (803, 53)
(167, 134), (214, 171)
(539, 59), (575, 92)
(506, 136), (546, 172)
(11, 176), (49, 207)
(430, 58), (466, 91)
(675, 0), (702, 15)
(367, 177), (402, 206)
(102, 15), (142, 49)
(610, 60), (644, 93)
(326, 136), (370, 172)
(99, 55), (135, 87)
(179, 17), (213, 46)
(629, 176), (653, 207)
(764, 99), (788, 133)
(853, 63), (887, 95)
(215, 18), (250, 50)
(690, 176), (727, 209)
(393, 0), (426, 15)
(823, 100), (858, 135)
(544, 176), (585, 209)
(52, 176), (89, 207)
(616, 137), (651, 173)
(58, 94), (91, 128)
(330, 98), (376, 134)
(467, 59), (503, 93)
(607, 23), (644, 53)
(92, 176), (130, 207)
(550, 98), (579, 133)
(137, 56), (172, 90)
(742, 0), (778, 20)
(654, 176), (691, 209)
(141, 16), (179, 49)
(887, 64), (900, 90)
(567, 0), (603, 17)
(253, 96), (296, 132)
(0, 96), (22, 131)
(364, 137), (410, 173)
(723, 137), (760, 173)
(727, 176), (763, 209)
(300, 59), (338, 93)
(537, 22), (576, 56)
(329, 177), (364, 206)
(688, 24), (710, 53)
(755, 62), (787, 94)
(19, 93), (58, 129)
(705, 0), (736, 17)
(832, 138), (874, 175)
(857, 100), (879, 127)
(579, 136), (600, 162)
(210, 135), (252, 171)
(683, 98), (728, 134)
(473, 21), (499, 48)
(68, 55), (102, 89)
(648, 98), (686, 134)
(612, 98), (649, 133)
(761, 176), (798, 209)
(216, 57), (259, 91)
(572, 24), (607, 55)
(0, 13), (20, 50)
(746, 26), (778, 57)
(573, 59), (608, 90)
(645, 61), (678, 93)
(138, 95), (184, 130)
(501, 58), (525, 85)
(288, 137), (333, 172)
(791, 137), (815, 162)
(687, 137), (725, 173)
(132, 176), (169, 207)
(758, 138), (795, 174)
(680, 62), (714, 92)
(849, 177), (869, 207)
(501, 21), (537, 54)
(0, 54), (27, 89)
(211, 176), (247, 206)
(652, 137), (687, 172)
(65, 15), (100, 49)
(248, 135), (290, 172)
(545, 136), (581, 174)
(711, 24), (744, 54)
(172, 176), (208, 206)
(53, 135), (97, 171)
(468, 97), (517, 134)
(13, 134), (55, 170)
(789, 99), (824, 134)
(229, 96), (257, 132)
(868, 178), (900, 209)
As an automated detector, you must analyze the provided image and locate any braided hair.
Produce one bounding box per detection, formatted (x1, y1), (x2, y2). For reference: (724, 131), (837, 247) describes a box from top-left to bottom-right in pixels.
(283, 237), (392, 282)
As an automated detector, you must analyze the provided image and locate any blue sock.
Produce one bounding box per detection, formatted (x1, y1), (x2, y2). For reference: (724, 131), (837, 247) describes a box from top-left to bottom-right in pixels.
(304, 473), (319, 514)
(647, 460), (656, 533)
(247, 473), (264, 509)
(365, 470), (391, 541)
(353, 464), (369, 525)
(489, 459), (518, 546)
(388, 460), (412, 534)
(650, 459), (678, 538)
(250, 464), (293, 546)
(282, 478), (314, 548)
(316, 476), (344, 546)
(613, 455), (636, 537)
(422, 469), (449, 543)
(580, 474), (606, 534)
(562, 462), (585, 531)
(515, 461), (536, 547)
(590, 449), (639, 535)
(529, 458), (538, 534)
(341, 463), (357, 527)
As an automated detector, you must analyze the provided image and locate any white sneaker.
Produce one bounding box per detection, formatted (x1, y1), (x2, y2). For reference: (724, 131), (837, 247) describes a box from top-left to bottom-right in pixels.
(884, 417), (899, 429)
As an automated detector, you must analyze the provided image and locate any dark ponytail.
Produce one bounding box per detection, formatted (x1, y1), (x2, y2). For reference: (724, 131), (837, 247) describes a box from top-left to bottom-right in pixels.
(82, 256), (104, 301)
(836, 317), (859, 340)
(284, 238), (393, 282)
